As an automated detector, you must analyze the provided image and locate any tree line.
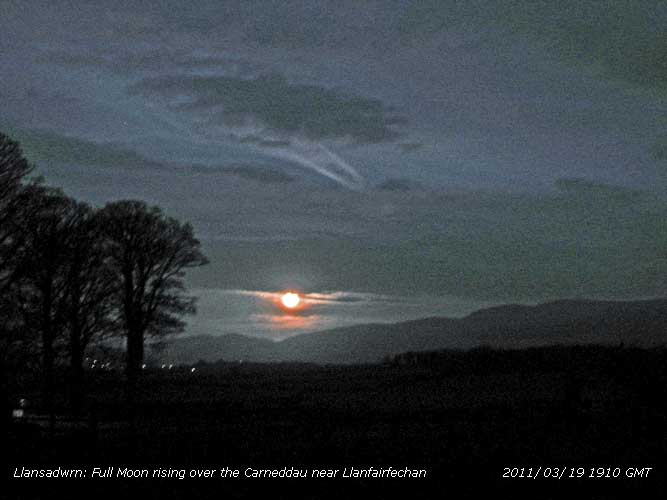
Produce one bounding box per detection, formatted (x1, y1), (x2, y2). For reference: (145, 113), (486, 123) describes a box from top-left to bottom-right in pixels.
(0, 132), (208, 426)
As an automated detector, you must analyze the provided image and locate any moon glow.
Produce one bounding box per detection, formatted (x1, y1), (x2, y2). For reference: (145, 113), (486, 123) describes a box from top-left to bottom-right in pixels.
(281, 292), (301, 309)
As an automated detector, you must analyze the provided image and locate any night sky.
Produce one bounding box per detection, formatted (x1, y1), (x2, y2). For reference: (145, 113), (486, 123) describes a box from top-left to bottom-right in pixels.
(2, 0), (666, 339)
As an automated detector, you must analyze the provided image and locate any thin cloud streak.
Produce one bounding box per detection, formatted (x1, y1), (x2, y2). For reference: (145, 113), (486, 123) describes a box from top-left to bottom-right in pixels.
(235, 131), (366, 190)
(228, 289), (397, 305)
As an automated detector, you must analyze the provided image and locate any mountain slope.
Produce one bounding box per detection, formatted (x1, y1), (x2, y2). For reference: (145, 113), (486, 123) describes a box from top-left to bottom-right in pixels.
(158, 299), (667, 365)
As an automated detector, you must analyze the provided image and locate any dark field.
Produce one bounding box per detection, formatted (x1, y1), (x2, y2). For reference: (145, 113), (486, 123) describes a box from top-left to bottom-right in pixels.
(5, 346), (666, 499)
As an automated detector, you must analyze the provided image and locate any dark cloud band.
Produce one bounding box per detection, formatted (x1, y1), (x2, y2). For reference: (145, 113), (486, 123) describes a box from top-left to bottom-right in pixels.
(130, 73), (406, 144)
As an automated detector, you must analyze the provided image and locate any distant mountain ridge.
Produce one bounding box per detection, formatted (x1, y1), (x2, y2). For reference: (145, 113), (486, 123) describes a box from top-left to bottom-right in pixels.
(157, 299), (667, 365)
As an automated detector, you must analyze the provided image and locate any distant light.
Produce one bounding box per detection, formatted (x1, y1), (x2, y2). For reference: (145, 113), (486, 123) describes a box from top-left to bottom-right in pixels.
(142, 364), (147, 369)
(191, 367), (196, 373)
(161, 364), (166, 369)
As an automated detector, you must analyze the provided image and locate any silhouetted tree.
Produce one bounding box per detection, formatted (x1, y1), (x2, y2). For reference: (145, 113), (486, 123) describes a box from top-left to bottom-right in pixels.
(97, 200), (208, 413)
(0, 132), (32, 221)
(0, 185), (53, 383)
(18, 188), (89, 427)
(63, 207), (117, 415)
(0, 132), (34, 432)
(0, 132), (36, 301)
(0, 135), (46, 374)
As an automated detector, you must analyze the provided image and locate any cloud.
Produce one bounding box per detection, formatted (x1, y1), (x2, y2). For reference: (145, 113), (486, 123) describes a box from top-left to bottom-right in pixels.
(237, 135), (291, 148)
(375, 178), (422, 192)
(652, 137), (667, 162)
(554, 177), (642, 201)
(397, 142), (424, 153)
(255, 138), (365, 190)
(184, 185), (667, 303)
(186, 287), (489, 338)
(219, 165), (294, 184)
(393, 0), (667, 93)
(13, 1), (664, 193)
(130, 73), (406, 144)
(252, 313), (322, 331)
(229, 289), (391, 306)
(486, 1), (667, 95)
(3, 127), (301, 187)
(2, 127), (158, 170)
(305, 292), (372, 304)
(40, 49), (259, 78)
(516, 1), (667, 93)
(127, 72), (408, 189)
(23, 131), (666, 302)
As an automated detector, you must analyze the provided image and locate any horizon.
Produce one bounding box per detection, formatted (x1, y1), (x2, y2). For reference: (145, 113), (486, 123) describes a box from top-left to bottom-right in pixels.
(151, 297), (667, 368)
(174, 295), (667, 342)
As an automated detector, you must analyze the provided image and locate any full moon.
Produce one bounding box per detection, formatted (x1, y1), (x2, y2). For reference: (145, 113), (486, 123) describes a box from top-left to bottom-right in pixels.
(281, 292), (300, 309)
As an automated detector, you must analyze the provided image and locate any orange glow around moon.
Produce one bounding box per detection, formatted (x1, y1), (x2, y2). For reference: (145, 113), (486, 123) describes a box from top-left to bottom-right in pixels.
(281, 292), (301, 309)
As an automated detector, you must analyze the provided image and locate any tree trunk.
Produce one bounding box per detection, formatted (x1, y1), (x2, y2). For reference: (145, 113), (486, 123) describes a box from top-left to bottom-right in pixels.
(0, 359), (9, 445)
(125, 327), (144, 422)
(41, 280), (56, 433)
(69, 326), (84, 417)
(42, 329), (55, 433)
